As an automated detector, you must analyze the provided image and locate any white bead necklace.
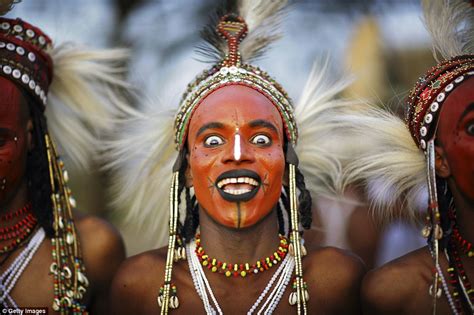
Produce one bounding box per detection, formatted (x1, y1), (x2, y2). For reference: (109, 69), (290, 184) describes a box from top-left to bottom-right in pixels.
(0, 228), (45, 308)
(186, 240), (295, 314)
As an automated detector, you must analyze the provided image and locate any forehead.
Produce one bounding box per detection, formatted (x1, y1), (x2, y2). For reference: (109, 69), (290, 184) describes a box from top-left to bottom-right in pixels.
(189, 85), (283, 129)
(0, 80), (25, 126)
(439, 77), (474, 121)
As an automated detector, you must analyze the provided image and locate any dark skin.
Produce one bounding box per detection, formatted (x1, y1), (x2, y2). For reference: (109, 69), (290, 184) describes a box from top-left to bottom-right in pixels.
(362, 78), (474, 314)
(110, 85), (365, 314)
(0, 89), (125, 314)
(110, 208), (365, 315)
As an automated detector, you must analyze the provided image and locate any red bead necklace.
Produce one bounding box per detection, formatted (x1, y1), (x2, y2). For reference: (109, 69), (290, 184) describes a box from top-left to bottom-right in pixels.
(0, 203), (37, 254)
(445, 206), (474, 313)
(452, 226), (474, 258)
(195, 234), (289, 278)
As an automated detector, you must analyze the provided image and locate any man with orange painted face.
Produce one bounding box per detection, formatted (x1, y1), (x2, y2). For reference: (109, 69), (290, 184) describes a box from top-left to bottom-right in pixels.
(328, 1), (474, 314)
(108, 1), (365, 314)
(0, 1), (128, 312)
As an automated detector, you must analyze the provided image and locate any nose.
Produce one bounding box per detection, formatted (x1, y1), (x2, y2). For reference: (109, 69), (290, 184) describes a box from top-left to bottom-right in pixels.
(221, 133), (254, 164)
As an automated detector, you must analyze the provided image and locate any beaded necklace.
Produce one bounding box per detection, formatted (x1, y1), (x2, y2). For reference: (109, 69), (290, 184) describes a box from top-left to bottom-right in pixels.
(194, 234), (289, 278)
(446, 230), (474, 314)
(187, 240), (295, 314)
(0, 228), (45, 309)
(434, 206), (474, 314)
(0, 203), (37, 254)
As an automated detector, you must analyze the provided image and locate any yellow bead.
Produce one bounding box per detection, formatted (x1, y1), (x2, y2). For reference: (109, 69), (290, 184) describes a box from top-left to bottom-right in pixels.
(203, 260), (209, 266)
(240, 271), (246, 277)
(245, 263), (249, 271)
(225, 271), (231, 277)
(234, 264), (238, 271)
(222, 263), (227, 269)
(468, 251), (474, 257)
(212, 259), (217, 266)
(211, 266), (218, 272)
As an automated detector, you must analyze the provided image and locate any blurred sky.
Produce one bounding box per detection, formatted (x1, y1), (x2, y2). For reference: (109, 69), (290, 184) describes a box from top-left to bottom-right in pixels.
(5, 0), (433, 107)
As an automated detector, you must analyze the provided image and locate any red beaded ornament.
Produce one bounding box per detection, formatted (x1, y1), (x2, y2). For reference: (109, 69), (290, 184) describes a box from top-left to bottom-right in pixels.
(0, 202), (37, 254)
(195, 233), (289, 278)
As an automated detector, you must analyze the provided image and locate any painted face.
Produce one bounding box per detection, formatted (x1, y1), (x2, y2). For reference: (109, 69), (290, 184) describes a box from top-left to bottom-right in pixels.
(0, 78), (29, 208)
(436, 76), (474, 202)
(187, 85), (286, 229)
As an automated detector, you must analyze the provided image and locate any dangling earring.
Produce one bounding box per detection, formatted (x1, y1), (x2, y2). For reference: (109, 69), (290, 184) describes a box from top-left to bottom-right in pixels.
(285, 143), (309, 314)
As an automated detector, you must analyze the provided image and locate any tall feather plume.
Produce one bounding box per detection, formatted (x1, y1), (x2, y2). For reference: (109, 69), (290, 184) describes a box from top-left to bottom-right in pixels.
(294, 60), (359, 199)
(46, 43), (133, 170)
(197, 0), (288, 64)
(104, 102), (176, 254)
(422, 0), (474, 61)
(0, 0), (19, 16)
(335, 105), (427, 223)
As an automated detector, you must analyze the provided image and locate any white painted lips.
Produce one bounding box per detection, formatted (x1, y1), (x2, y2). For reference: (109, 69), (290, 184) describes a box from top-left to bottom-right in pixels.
(216, 177), (259, 195)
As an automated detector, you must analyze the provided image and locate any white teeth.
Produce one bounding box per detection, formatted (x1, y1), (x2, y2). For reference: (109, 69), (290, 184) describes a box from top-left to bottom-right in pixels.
(217, 177), (259, 190)
(223, 188), (252, 195)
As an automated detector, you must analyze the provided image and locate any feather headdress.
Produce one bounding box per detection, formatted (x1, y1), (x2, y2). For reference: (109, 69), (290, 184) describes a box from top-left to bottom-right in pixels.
(0, 6), (133, 311)
(422, 0), (474, 61)
(107, 60), (354, 254)
(46, 44), (132, 169)
(197, 0), (287, 64)
(328, 0), (474, 224)
(107, 1), (365, 313)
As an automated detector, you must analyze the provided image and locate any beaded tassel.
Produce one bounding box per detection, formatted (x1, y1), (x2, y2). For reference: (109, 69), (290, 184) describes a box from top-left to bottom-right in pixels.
(45, 134), (88, 314)
(426, 140), (442, 315)
(288, 164), (308, 314)
(159, 171), (180, 314)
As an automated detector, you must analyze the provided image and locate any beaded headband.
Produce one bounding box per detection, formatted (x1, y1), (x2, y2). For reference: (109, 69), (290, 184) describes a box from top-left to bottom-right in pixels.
(0, 17), (53, 109)
(173, 14), (298, 150)
(405, 55), (474, 151)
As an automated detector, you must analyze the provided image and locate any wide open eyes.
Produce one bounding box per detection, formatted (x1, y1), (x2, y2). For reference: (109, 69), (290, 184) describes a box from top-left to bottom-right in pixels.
(203, 134), (272, 147)
(204, 135), (225, 147)
(466, 121), (474, 136)
(250, 134), (271, 146)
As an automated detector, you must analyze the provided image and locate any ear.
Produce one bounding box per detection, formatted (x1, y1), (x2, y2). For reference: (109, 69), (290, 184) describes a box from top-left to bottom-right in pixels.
(434, 145), (451, 178)
(26, 119), (34, 151)
(185, 153), (193, 187)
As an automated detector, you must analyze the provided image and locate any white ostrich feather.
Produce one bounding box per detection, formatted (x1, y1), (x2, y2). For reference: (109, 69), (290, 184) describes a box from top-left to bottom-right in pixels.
(336, 106), (427, 222)
(294, 60), (358, 199)
(105, 100), (177, 252)
(422, 0), (474, 61)
(46, 43), (132, 169)
(238, 0), (288, 62)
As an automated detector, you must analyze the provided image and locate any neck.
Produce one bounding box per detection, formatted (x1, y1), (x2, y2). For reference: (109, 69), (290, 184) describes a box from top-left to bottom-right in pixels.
(449, 180), (474, 244)
(0, 179), (28, 219)
(197, 206), (281, 264)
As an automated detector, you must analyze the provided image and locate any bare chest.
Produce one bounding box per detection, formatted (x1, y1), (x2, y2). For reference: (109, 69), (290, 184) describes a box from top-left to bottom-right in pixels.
(0, 238), (91, 314)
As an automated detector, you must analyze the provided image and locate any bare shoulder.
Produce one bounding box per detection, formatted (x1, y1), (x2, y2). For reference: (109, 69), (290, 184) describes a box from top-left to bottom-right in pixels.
(74, 213), (125, 268)
(109, 248), (167, 314)
(361, 246), (432, 315)
(75, 214), (124, 254)
(305, 246), (366, 289)
(304, 246), (366, 314)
